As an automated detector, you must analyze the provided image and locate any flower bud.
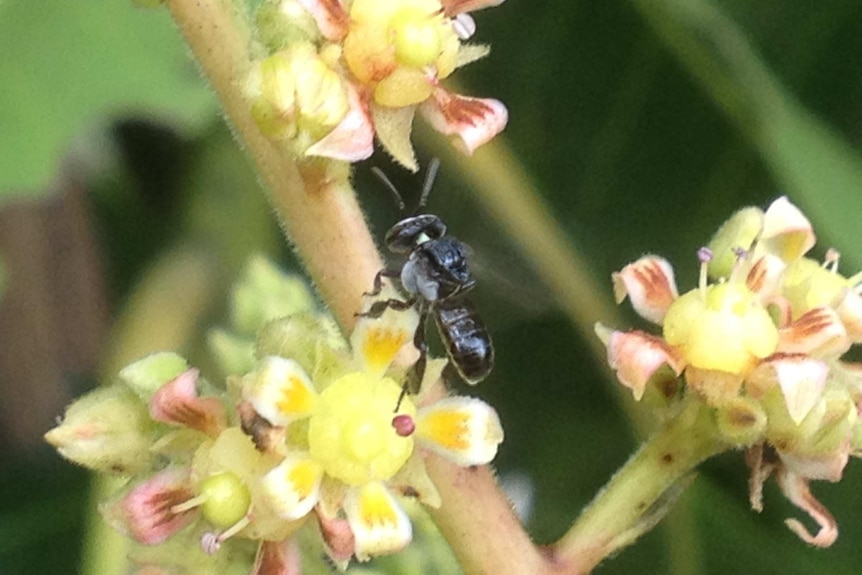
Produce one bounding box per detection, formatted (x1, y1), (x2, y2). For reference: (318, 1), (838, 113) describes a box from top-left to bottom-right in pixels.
(198, 472), (252, 529)
(706, 206), (763, 279)
(45, 386), (155, 474)
(256, 0), (321, 52)
(250, 45), (350, 147)
(231, 255), (316, 335)
(119, 352), (190, 401)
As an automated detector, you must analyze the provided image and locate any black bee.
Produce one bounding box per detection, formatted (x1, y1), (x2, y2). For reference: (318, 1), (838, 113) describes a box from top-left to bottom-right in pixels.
(361, 159), (494, 402)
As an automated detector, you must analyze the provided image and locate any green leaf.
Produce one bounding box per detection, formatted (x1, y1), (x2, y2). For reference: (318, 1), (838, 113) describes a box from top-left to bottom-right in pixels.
(0, 0), (215, 197)
(631, 0), (862, 267)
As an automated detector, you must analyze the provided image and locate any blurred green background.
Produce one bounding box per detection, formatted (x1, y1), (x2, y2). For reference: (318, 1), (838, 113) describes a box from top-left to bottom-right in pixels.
(2, 0), (862, 573)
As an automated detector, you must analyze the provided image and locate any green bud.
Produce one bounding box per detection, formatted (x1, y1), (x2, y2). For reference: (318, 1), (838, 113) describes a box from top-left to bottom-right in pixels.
(231, 255), (316, 335)
(256, 312), (331, 373)
(119, 352), (189, 401)
(207, 329), (256, 377)
(44, 386), (155, 474)
(707, 206), (764, 279)
(256, 0), (321, 52)
(199, 472), (252, 528)
(715, 397), (767, 446)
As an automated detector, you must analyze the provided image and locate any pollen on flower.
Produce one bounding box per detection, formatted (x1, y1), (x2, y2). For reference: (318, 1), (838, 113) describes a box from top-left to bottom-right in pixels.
(277, 375), (317, 414)
(420, 410), (470, 450)
(362, 326), (410, 370)
(360, 483), (399, 527)
(288, 460), (320, 497)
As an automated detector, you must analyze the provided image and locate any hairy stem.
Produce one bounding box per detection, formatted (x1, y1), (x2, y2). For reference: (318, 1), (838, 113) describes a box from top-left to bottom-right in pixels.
(163, 2), (540, 574)
(165, 0), (382, 331)
(554, 397), (727, 574)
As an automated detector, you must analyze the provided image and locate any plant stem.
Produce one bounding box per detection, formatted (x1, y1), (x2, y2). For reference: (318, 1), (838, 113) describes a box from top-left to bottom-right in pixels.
(165, 0), (382, 331)
(161, 4), (729, 575)
(554, 397), (727, 574)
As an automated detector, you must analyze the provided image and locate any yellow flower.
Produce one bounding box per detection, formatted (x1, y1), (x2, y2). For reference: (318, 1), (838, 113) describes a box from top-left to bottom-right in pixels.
(243, 293), (503, 561)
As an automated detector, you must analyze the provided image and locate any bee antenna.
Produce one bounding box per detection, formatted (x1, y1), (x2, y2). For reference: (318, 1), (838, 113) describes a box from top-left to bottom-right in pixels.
(417, 158), (440, 212)
(371, 167), (406, 213)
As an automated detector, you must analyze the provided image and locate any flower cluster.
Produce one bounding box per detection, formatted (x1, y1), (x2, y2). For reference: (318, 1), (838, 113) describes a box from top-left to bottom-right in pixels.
(598, 197), (862, 547)
(249, 0), (508, 170)
(45, 260), (503, 571)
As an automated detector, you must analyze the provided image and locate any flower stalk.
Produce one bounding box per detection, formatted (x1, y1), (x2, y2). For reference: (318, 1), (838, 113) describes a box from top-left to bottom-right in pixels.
(556, 397), (727, 574)
(165, 0), (383, 330)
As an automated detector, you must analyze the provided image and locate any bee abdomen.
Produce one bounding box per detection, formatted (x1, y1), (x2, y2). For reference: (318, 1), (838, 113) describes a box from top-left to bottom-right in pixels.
(435, 298), (494, 384)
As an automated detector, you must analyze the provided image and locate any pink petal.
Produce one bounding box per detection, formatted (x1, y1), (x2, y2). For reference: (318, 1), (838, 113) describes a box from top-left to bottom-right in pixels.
(776, 470), (838, 547)
(150, 369), (227, 437)
(748, 354), (828, 424)
(305, 84), (374, 162)
(110, 468), (197, 545)
(612, 256), (678, 324)
(440, 0), (506, 16)
(252, 539), (302, 575)
(419, 88), (508, 155)
(297, 0), (349, 41)
(777, 307), (850, 359)
(605, 330), (684, 401)
(315, 510), (355, 563)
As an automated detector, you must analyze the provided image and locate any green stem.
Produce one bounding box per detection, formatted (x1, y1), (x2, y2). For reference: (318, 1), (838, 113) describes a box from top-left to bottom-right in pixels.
(554, 397), (727, 574)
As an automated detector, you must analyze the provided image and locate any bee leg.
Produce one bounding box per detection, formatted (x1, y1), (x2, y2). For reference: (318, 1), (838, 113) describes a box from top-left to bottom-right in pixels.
(363, 269), (401, 297)
(356, 296), (415, 319)
(396, 305), (429, 412)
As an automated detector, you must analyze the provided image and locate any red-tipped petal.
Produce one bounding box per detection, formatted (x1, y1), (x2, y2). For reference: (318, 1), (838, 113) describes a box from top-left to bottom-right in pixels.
(150, 369), (227, 437)
(440, 0), (506, 16)
(612, 256), (678, 324)
(252, 539), (302, 575)
(419, 88), (507, 155)
(605, 330), (684, 401)
(104, 468), (197, 545)
(297, 0), (349, 41)
(777, 307), (851, 359)
(315, 510), (356, 564)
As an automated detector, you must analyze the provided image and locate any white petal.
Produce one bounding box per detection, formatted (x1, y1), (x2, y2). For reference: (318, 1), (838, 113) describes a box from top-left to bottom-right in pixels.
(305, 84), (374, 162)
(603, 328), (684, 401)
(777, 307), (850, 359)
(419, 88), (507, 155)
(351, 290), (420, 378)
(415, 397), (503, 466)
(344, 483), (412, 561)
(760, 196), (816, 262)
(612, 256), (678, 324)
(260, 453), (323, 520)
(749, 355), (828, 424)
(244, 357), (317, 426)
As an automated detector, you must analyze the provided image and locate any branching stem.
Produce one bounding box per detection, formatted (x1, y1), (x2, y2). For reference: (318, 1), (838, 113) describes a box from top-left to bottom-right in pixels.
(162, 2), (728, 574)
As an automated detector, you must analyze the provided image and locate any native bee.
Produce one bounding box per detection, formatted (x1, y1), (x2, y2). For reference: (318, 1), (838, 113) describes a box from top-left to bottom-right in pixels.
(361, 159), (494, 399)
